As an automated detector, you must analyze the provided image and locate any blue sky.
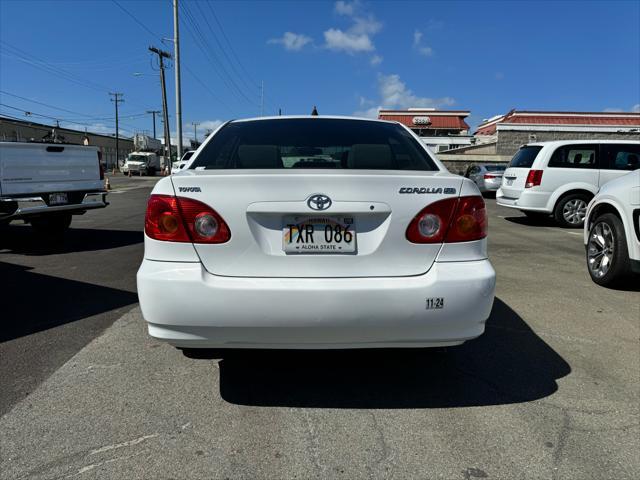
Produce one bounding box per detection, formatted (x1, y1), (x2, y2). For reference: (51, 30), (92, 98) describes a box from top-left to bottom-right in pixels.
(1, 0), (639, 140)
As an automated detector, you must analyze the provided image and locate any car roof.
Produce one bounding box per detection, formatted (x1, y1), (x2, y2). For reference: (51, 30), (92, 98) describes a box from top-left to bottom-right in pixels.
(525, 139), (640, 148)
(230, 115), (396, 125)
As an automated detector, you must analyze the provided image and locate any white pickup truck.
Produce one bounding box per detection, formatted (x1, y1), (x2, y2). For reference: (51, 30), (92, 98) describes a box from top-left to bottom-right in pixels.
(0, 142), (108, 233)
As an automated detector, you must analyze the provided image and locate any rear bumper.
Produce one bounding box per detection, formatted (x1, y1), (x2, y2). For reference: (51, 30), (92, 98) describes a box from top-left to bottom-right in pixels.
(137, 259), (496, 349)
(0, 191), (108, 220)
(496, 188), (550, 212)
(481, 179), (501, 192)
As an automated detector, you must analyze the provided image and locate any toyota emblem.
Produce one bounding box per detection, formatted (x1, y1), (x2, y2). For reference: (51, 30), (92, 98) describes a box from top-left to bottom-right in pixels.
(307, 194), (332, 211)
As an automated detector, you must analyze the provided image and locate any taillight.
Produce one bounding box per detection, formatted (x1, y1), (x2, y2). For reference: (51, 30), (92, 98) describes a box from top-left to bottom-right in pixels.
(484, 174), (497, 179)
(406, 198), (457, 243)
(406, 196), (487, 244)
(97, 151), (104, 180)
(445, 196), (487, 243)
(144, 194), (230, 243)
(525, 169), (543, 188)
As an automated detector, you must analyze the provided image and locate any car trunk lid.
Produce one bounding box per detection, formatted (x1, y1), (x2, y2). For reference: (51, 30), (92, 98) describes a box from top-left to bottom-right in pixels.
(171, 170), (462, 278)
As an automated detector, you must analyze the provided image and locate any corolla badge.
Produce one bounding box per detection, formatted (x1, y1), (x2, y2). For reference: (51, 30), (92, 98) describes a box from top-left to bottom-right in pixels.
(307, 194), (332, 211)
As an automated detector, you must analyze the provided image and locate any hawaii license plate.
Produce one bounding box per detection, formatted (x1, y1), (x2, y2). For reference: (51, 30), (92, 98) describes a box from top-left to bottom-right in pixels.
(283, 215), (356, 254)
(49, 193), (68, 205)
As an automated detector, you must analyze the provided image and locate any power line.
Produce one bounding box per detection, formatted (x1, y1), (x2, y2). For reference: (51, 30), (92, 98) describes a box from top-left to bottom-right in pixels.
(0, 92), (148, 121)
(0, 101), (144, 129)
(179, 1), (256, 107)
(0, 41), (111, 93)
(0, 112), (138, 139)
(0, 41), (155, 114)
(205, 2), (281, 114)
(193, 0), (256, 95)
(109, 0), (236, 117)
(111, 0), (163, 41)
(183, 65), (236, 116)
(206, 2), (259, 89)
(0, 90), (110, 119)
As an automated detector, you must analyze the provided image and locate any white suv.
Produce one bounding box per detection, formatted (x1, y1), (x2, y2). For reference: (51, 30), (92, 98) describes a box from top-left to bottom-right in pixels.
(496, 140), (640, 227)
(137, 116), (496, 351)
(584, 170), (640, 287)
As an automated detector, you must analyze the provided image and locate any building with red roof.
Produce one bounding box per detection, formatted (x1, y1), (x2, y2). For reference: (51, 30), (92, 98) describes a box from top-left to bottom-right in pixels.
(378, 108), (473, 153)
(472, 110), (640, 155)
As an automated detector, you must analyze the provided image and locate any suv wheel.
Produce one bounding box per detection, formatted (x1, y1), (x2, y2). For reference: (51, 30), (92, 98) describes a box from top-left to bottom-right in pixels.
(586, 213), (630, 287)
(554, 193), (589, 228)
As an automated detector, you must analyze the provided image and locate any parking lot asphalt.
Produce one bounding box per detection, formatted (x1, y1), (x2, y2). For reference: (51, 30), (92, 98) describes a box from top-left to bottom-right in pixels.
(1, 181), (638, 479)
(0, 175), (159, 416)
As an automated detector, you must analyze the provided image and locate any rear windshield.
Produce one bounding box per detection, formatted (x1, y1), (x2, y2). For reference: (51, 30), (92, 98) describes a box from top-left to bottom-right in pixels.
(485, 165), (506, 172)
(190, 118), (438, 171)
(509, 146), (543, 168)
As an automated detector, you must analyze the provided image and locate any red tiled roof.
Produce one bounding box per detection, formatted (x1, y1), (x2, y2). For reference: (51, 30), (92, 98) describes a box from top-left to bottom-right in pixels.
(476, 124), (499, 135)
(505, 115), (640, 126)
(474, 111), (640, 135)
(378, 114), (470, 130)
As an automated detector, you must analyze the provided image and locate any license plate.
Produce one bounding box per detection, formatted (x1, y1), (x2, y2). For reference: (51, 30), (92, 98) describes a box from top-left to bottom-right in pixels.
(505, 178), (514, 186)
(49, 193), (68, 205)
(283, 216), (356, 254)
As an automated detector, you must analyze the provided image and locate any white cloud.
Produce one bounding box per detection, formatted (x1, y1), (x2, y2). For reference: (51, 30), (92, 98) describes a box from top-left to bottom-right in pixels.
(413, 29), (433, 56)
(324, 28), (374, 53)
(198, 120), (224, 132)
(268, 32), (312, 51)
(358, 96), (374, 108)
(353, 106), (381, 119)
(350, 15), (382, 35)
(370, 54), (383, 66)
(324, 4), (381, 55)
(353, 73), (455, 118)
(168, 120), (224, 145)
(335, 0), (358, 16)
(193, 120), (225, 138)
(413, 30), (422, 47)
(605, 105), (640, 113)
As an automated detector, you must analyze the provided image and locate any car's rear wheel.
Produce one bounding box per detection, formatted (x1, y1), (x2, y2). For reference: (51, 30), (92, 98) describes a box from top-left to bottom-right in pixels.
(586, 213), (630, 287)
(30, 213), (72, 234)
(554, 193), (589, 228)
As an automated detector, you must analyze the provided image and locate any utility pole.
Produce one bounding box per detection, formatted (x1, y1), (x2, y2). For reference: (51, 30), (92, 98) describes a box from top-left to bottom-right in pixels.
(109, 92), (124, 169)
(260, 80), (264, 116)
(191, 122), (199, 144)
(173, 0), (183, 159)
(149, 46), (172, 172)
(146, 110), (161, 138)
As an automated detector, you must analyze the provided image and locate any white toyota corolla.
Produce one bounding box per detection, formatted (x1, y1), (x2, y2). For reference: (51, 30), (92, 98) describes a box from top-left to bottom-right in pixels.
(137, 117), (496, 351)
